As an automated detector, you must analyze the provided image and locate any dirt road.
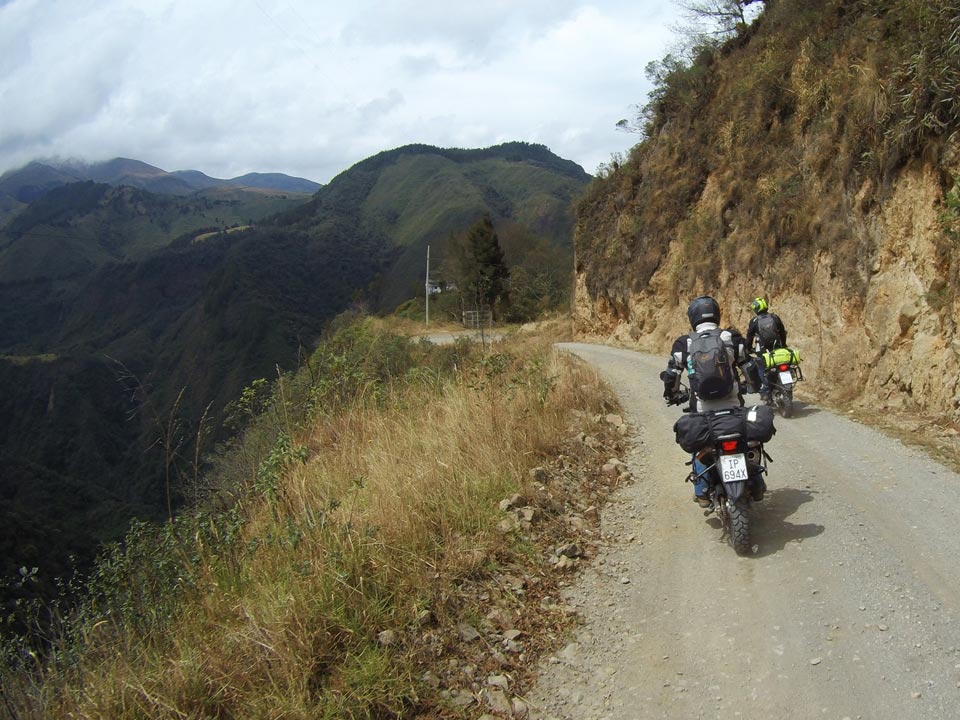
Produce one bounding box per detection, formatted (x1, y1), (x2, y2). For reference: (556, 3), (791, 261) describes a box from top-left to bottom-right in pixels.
(527, 343), (960, 720)
(415, 329), (506, 345)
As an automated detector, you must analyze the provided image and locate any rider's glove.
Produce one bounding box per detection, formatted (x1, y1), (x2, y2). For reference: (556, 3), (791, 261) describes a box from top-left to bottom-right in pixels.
(664, 387), (689, 406)
(660, 369), (679, 401)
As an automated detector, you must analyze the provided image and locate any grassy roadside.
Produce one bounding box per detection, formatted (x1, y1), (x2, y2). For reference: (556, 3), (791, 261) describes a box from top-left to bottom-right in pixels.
(2, 317), (628, 719)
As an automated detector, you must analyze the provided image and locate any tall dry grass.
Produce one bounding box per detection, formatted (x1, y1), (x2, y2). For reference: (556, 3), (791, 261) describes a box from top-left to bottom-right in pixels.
(8, 329), (612, 719)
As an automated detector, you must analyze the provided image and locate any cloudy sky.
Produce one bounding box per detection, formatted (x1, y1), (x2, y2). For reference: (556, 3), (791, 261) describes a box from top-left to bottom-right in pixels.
(0, 0), (685, 184)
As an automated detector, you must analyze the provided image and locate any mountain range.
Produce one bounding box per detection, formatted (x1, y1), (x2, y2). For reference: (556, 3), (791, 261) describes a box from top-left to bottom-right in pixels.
(0, 156), (321, 200)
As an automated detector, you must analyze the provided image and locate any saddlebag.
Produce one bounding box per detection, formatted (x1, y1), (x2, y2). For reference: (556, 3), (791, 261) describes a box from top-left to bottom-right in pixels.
(739, 358), (762, 393)
(673, 412), (713, 453)
(744, 404), (776, 443)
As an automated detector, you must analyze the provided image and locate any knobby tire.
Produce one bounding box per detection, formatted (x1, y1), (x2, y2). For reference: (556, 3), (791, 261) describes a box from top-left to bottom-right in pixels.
(782, 390), (794, 418)
(727, 498), (751, 555)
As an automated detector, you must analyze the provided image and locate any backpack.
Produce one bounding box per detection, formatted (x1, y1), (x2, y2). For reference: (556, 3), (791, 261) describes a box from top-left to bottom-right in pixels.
(687, 329), (736, 400)
(755, 313), (781, 349)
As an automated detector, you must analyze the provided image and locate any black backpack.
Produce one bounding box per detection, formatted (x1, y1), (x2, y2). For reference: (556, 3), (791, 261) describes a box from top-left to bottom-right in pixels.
(755, 313), (781, 349)
(687, 329), (735, 400)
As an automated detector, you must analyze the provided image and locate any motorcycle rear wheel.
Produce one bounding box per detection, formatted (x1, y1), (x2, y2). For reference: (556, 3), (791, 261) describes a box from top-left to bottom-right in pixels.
(726, 498), (751, 555)
(781, 389), (794, 418)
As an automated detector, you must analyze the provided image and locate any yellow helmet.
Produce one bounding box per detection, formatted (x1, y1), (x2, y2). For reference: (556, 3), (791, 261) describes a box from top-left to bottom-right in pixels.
(750, 297), (769, 314)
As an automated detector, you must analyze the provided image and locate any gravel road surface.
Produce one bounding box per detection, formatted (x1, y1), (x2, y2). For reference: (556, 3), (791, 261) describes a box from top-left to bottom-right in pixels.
(527, 343), (960, 720)
(416, 330), (506, 345)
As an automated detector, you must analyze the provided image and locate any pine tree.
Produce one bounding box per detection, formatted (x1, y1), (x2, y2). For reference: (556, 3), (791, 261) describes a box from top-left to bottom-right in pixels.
(452, 214), (510, 317)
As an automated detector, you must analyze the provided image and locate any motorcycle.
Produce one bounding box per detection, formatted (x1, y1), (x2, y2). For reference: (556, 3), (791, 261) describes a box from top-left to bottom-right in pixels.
(670, 389), (773, 555)
(759, 348), (803, 418)
(690, 424), (769, 555)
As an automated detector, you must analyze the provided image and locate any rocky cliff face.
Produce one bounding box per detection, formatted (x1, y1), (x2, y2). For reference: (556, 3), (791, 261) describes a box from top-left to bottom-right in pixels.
(573, 0), (960, 425)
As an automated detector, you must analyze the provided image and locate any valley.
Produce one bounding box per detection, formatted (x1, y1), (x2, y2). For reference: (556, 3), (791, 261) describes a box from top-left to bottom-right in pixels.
(0, 143), (587, 613)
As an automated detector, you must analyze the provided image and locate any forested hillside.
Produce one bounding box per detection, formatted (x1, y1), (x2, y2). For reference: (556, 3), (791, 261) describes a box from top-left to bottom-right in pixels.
(287, 141), (590, 312)
(574, 0), (960, 424)
(0, 181), (309, 283)
(0, 213), (391, 607)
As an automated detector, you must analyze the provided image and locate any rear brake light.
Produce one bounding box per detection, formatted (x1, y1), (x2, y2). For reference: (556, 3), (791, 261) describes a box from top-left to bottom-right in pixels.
(721, 439), (739, 452)
(778, 364), (790, 371)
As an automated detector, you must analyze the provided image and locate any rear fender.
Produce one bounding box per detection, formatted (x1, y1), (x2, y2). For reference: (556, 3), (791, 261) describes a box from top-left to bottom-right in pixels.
(724, 479), (746, 502)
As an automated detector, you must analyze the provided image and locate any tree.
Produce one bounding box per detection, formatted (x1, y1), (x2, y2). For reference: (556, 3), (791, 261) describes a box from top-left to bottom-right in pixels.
(450, 214), (510, 317)
(673, 0), (764, 43)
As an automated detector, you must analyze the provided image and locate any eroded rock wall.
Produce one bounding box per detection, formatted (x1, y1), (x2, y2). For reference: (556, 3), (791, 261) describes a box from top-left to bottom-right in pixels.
(574, 155), (960, 422)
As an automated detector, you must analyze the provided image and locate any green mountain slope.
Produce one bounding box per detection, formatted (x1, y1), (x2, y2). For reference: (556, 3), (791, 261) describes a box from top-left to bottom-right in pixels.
(0, 355), (151, 597)
(0, 162), (80, 226)
(0, 181), (311, 283)
(289, 141), (590, 311)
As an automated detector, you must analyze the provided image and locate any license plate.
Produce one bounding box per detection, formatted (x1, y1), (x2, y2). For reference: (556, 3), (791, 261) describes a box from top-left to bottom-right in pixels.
(778, 369), (794, 385)
(719, 453), (749, 483)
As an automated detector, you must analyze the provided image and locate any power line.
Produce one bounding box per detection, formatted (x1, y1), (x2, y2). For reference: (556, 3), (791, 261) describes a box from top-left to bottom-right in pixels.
(250, 0), (327, 75)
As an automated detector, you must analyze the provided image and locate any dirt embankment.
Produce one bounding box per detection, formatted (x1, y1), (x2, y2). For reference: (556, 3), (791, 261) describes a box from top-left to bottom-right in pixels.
(573, 153), (960, 470)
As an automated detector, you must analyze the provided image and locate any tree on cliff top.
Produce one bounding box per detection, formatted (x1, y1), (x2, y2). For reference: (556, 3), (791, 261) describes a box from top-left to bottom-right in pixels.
(674, 0), (765, 42)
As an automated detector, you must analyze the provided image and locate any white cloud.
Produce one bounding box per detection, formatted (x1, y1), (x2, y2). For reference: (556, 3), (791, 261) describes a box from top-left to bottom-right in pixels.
(0, 0), (685, 183)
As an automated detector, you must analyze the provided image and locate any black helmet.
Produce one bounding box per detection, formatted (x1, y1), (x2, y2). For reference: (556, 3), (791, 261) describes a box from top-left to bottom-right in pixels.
(687, 295), (721, 329)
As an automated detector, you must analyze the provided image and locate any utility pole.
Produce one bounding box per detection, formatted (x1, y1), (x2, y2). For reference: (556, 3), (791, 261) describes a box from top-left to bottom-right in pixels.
(424, 244), (430, 326)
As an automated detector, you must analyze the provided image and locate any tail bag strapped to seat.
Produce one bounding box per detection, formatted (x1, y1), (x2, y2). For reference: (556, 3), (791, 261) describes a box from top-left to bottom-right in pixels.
(762, 347), (801, 369)
(673, 404), (776, 453)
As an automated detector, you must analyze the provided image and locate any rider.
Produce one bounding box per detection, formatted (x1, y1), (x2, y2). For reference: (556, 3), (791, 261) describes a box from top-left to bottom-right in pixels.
(662, 295), (754, 507)
(746, 297), (787, 401)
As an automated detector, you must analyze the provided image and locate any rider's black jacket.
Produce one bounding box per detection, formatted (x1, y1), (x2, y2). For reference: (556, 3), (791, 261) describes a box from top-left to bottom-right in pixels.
(746, 312), (787, 352)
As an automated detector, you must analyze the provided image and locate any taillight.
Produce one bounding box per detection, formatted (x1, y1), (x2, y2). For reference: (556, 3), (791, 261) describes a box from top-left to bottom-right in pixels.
(778, 364), (790, 371)
(721, 439), (739, 453)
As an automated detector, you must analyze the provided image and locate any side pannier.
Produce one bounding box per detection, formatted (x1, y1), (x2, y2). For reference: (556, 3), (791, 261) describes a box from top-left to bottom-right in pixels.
(739, 358), (762, 393)
(673, 412), (712, 453)
(744, 404), (776, 443)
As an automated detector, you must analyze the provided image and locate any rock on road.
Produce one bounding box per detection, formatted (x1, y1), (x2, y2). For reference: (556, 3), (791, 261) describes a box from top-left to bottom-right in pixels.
(527, 343), (960, 720)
